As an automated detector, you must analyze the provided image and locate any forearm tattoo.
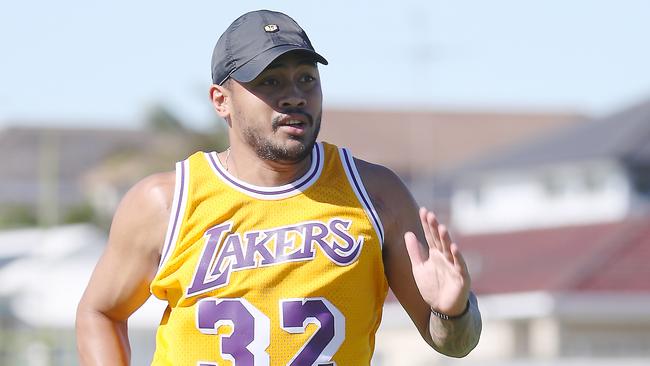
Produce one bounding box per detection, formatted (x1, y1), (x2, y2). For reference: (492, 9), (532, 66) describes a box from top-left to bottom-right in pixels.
(428, 292), (482, 357)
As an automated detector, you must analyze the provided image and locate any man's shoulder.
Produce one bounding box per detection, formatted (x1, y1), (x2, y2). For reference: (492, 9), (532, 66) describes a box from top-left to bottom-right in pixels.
(323, 142), (404, 196)
(108, 171), (176, 255)
(349, 156), (410, 224)
(116, 171), (176, 226)
(331, 149), (420, 242)
(131, 171), (176, 204)
(352, 157), (400, 186)
(323, 142), (399, 182)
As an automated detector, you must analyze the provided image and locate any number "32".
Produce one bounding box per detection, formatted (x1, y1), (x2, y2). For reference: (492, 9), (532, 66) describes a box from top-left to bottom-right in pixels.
(196, 297), (345, 366)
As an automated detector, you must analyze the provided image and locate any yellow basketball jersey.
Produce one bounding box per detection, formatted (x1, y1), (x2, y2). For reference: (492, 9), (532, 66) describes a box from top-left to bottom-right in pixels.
(150, 142), (388, 366)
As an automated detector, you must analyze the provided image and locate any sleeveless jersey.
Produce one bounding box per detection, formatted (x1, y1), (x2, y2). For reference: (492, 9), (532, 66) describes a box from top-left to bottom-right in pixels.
(149, 141), (388, 366)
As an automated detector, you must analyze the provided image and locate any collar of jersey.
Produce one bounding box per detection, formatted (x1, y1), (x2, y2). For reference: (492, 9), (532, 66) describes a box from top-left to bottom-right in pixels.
(205, 142), (324, 200)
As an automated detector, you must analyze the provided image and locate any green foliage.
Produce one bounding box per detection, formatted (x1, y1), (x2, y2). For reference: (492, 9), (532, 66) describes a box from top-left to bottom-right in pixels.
(0, 202), (107, 230)
(0, 205), (38, 229)
(62, 202), (96, 224)
(145, 103), (186, 132)
(182, 114), (230, 153)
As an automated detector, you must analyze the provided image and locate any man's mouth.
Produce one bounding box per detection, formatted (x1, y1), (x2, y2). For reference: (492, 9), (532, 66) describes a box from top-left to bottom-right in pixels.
(273, 112), (312, 132)
(280, 119), (305, 127)
(277, 121), (307, 136)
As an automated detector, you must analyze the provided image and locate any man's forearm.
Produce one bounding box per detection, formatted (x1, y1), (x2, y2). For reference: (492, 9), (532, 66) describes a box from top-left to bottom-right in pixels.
(427, 292), (482, 357)
(76, 308), (131, 366)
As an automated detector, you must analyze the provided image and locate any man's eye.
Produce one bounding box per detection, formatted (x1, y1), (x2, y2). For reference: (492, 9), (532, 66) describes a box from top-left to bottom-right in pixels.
(300, 75), (316, 83)
(261, 78), (279, 86)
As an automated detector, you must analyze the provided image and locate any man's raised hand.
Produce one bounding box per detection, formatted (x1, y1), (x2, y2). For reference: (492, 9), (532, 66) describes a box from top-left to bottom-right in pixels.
(404, 207), (471, 317)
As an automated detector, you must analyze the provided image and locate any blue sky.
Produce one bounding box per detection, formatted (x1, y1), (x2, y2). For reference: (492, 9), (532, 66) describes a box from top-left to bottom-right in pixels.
(2, 0), (650, 130)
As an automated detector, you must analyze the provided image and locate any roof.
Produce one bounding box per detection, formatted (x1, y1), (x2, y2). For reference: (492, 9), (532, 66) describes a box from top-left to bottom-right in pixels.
(458, 216), (650, 295)
(0, 127), (147, 206)
(456, 99), (650, 175)
(0, 110), (583, 219)
(319, 108), (583, 178)
(0, 126), (203, 208)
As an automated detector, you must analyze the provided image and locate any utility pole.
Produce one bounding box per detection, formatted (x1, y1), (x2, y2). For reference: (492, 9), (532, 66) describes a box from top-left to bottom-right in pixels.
(38, 129), (59, 227)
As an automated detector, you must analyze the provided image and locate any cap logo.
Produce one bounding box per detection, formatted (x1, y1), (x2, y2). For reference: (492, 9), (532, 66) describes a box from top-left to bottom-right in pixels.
(264, 24), (279, 33)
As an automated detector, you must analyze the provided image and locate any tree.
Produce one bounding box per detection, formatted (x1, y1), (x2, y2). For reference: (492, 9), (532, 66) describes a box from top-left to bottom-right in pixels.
(144, 103), (186, 132)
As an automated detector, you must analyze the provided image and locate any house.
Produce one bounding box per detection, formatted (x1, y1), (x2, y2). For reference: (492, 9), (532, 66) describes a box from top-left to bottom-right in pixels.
(448, 99), (650, 234)
(0, 126), (216, 227)
(0, 224), (166, 365)
(461, 217), (650, 361)
(0, 109), (581, 228)
(0, 107), (588, 364)
(320, 108), (582, 180)
(370, 99), (650, 365)
(374, 217), (650, 365)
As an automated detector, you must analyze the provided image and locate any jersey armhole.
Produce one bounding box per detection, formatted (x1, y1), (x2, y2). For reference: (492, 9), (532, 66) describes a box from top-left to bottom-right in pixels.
(338, 147), (385, 246)
(156, 159), (189, 273)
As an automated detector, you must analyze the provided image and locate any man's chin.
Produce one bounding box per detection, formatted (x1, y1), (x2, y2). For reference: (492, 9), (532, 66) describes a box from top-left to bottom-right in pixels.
(277, 145), (312, 163)
(266, 138), (315, 164)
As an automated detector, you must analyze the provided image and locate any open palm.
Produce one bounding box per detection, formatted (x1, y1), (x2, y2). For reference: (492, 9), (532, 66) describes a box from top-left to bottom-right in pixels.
(404, 207), (471, 316)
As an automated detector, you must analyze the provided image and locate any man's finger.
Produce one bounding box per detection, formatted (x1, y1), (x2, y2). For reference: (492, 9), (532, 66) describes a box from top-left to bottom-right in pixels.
(428, 211), (444, 250)
(438, 224), (454, 263)
(450, 242), (470, 277)
(404, 231), (425, 266)
(421, 207), (441, 251)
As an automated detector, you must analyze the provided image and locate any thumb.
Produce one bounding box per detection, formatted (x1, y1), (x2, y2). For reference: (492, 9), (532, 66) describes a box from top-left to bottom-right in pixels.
(404, 231), (425, 267)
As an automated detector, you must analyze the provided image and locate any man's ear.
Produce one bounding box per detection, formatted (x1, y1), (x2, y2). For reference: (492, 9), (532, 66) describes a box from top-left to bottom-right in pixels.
(209, 84), (230, 122)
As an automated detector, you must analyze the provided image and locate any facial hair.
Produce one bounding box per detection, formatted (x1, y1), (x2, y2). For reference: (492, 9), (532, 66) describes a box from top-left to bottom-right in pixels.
(241, 110), (321, 163)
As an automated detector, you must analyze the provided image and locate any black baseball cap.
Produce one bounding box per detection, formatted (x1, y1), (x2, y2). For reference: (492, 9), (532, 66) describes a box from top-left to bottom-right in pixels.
(211, 10), (328, 85)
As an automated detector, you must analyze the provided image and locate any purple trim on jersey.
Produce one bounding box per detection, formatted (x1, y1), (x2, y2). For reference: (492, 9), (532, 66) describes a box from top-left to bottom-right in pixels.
(341, 149), (384, 242)
(208, 144), (321, 196)
(161, 161), (185, 264)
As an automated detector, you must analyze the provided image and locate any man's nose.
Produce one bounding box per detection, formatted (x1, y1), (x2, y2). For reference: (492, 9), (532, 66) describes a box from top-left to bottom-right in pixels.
(279, 87), (307, 109)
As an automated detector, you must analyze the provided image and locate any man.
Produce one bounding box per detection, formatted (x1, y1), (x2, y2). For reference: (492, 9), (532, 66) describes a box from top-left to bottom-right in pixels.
(76, 9), (481, 365)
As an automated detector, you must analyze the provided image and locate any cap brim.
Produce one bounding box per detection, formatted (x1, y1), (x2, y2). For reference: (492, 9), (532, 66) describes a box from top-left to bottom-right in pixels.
(230, 45), (328, 83)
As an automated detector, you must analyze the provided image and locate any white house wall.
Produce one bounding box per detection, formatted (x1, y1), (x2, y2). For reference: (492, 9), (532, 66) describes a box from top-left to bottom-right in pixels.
(451, 160), (631, 234)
